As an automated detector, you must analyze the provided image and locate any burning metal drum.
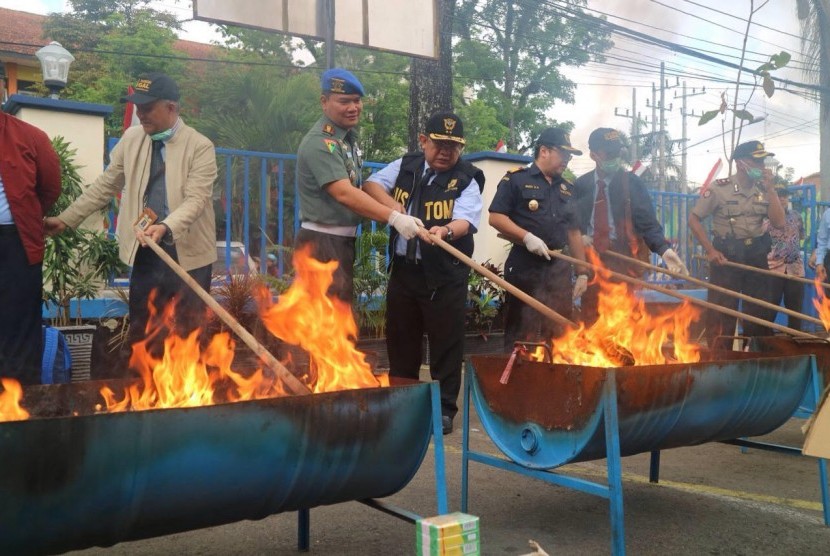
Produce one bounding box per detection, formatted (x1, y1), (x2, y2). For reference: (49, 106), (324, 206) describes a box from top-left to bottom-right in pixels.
(750, 335), (830, 416)
(467, 352), (813, 469)
(0, 378), (434, 555)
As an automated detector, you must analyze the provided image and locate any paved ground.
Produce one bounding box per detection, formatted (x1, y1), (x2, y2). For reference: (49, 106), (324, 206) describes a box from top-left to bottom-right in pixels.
(69, 368), (830, 556)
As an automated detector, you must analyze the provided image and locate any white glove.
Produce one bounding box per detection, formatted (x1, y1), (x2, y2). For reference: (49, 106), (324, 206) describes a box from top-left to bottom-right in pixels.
(573, 274), (588, 299)
(581, 234), (593, 247)
(661, 248), (689, 276)
(388, 210), (424, 240)
(523, 232), (550, 260)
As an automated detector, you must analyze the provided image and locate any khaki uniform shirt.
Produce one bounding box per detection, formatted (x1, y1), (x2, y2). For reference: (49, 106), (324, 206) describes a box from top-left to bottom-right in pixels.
(691, 176), (771, 240)
(296, 116), (363, 226)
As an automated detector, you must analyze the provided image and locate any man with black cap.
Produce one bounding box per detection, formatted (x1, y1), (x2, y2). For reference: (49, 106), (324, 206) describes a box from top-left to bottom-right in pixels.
(574, 127), (687, 325)
(296, 68), (422, 303)
(45, 72), (217, 356)
(489, 127), (589, 352)
(689, 140), (785, 344)
(363, 111), (484, 435)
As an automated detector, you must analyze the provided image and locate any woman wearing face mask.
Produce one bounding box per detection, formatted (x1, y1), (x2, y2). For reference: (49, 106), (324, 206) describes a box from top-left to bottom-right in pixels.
(688, 141), (786, 346)
(763, 187), (805, 331)
(573, 127), (687, 326)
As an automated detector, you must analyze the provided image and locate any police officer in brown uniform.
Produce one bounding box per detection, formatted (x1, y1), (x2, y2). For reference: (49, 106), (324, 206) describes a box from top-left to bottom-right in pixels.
(688, 140), (785, 344)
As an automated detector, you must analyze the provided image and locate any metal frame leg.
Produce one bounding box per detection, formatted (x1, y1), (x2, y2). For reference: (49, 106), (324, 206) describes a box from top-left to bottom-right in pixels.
(430, 381), (449, 515)
(649, 451), (661, 483)
(603, 372), (626, 556)
(297, 508), (309, 552)
(461, 361), (473, 513)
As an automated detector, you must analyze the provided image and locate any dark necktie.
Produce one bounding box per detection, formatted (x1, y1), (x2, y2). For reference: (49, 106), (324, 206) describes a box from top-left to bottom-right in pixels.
(593, 178), (611, 253)
(145, 140), (167, 217)
(405, 168), (434, 262)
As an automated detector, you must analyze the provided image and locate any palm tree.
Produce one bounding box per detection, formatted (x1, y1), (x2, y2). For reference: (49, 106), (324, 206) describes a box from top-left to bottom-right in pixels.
(796, 0), (830, 200)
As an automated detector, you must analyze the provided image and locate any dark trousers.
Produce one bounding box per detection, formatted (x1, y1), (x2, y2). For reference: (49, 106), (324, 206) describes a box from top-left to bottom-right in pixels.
(706, 238), (775, 343)
(0, 225), (42, 384)
(503, 258), (572, 351)
(768, 271), (805, 332)
(127, 243), (212, 358)
(386, 260), (467, 419)
(295, 228), (356, 303)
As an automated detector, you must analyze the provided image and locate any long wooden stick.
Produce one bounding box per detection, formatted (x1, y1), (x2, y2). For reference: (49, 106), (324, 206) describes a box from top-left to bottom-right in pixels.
(604, 250), (823, 327)
(547, 250), (818, 339)
(142, 236), (311, 396)
(429, 235), (576, 328)
(693, 254), (828, 289)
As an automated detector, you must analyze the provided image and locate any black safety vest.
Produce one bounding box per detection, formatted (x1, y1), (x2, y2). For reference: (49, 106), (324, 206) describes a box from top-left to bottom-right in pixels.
(390, 153), (485, 289)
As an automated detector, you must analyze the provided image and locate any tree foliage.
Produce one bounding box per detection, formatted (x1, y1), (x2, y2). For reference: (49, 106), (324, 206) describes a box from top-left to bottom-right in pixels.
(454, 0), (612, 152)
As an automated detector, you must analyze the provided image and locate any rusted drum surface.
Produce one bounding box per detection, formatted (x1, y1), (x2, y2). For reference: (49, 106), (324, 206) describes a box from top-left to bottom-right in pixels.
(0, 379), (432, 555)
(751, 336), (829, 414)
(469, 353), (812, 470)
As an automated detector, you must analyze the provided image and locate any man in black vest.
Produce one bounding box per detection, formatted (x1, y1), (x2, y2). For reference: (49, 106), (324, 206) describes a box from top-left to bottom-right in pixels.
(573, 127), (688, 325)
(364, 112), (484, 435)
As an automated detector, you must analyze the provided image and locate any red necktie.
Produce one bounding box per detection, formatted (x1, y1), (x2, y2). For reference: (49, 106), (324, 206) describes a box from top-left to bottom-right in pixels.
(593, 179), (611, 253)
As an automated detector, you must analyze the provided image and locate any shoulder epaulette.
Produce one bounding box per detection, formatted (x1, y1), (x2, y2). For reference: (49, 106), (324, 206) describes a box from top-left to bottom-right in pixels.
(507, 166), (527, 174)
(715, 177), (730, 186)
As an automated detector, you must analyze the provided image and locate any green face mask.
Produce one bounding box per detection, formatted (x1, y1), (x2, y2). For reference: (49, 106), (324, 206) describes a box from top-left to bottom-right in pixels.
(745, 167), (763, 182)
(600, 158), (623, 174)
(150, 128), (174, 142)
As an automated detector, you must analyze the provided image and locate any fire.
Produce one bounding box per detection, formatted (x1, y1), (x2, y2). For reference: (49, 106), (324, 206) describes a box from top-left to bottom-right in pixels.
(100, 246), (382, 413)
(258, 246), (382, 392)
(0, 378), (29, 422)
(813, 275), (830, 331)
(541, 252), (701, 367)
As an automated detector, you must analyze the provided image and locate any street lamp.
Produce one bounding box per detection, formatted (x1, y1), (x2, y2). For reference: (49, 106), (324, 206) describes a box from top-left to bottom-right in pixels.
(35, 41), (74, 99)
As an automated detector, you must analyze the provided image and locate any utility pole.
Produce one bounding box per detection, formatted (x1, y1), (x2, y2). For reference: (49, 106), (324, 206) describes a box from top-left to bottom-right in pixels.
(613, 88), (641, 162)
(659, 62), (666, 192)
(674, 82), (706, 191)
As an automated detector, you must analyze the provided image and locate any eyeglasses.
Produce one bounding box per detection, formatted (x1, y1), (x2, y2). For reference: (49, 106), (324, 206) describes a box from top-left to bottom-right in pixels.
(431, 140), (464, 153)
(549, 147), (572, 162)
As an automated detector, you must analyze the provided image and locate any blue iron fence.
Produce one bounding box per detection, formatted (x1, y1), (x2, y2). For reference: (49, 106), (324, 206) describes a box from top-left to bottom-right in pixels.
(106, 141), (825, 328)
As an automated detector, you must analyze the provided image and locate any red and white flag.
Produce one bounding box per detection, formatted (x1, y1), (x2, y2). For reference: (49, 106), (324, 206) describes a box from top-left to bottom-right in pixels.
(631, 160), (647, 177)
(699, 159), (724, 196)
(494, 139), (507, 153)
(122, 86), (140, 132)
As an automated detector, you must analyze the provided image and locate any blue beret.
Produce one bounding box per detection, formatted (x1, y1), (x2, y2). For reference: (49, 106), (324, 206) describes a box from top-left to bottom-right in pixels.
(321, 68), (365, 96)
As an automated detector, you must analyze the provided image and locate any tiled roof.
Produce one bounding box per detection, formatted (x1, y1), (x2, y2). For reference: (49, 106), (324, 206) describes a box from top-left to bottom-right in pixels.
(0, 8), (50, 61)
(0, 7), (221, 64)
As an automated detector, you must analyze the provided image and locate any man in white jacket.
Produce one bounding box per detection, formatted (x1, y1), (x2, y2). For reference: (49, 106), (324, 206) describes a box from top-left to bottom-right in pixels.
(45, 72), (217, 358)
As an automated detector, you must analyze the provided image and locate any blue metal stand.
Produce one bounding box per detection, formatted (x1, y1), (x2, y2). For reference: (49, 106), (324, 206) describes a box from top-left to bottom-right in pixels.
(296, 381), (449, 548)
(461, 363), (628, 555)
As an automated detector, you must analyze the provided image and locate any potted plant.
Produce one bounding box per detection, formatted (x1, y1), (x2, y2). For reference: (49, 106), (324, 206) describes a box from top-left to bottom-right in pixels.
(42, 137), (127, 381)
(352, 229), (392, 367)
(464, 260), (505, 356)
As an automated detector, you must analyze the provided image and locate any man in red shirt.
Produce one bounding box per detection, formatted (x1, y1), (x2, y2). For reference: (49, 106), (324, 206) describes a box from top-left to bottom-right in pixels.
(0, 112), (61, 384)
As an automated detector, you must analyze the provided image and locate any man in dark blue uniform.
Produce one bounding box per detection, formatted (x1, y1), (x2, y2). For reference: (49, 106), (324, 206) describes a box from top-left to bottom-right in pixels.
(364, 112), (483, 435)
(489, 127), (589, 351)
(574, 127), (687, 325)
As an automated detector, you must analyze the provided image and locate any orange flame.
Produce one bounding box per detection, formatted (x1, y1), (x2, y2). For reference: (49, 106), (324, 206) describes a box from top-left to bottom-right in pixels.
(258, 246), (382, 392)
(0, 378), (29, 422)
(813, 275), (830, 331)
(100, 246), (383, 413)
(543, 252), (701, 367)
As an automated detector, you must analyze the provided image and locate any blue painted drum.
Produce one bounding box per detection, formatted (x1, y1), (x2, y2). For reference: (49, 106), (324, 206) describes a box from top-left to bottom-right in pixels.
(468, 352), (812, 470)
(0, 380), (433, 555)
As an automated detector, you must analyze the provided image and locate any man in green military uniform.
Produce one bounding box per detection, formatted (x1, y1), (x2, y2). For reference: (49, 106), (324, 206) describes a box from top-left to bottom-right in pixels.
(296, 68), (423, 302)
(688, 140), (785, 344)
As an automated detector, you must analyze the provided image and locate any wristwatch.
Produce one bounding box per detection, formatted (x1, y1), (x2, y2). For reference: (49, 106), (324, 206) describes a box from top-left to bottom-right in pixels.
(444, 225), (454, 241)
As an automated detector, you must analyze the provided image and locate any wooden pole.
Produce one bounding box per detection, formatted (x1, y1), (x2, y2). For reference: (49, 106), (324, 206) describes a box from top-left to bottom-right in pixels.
(604, 250), (824, 327)
(141, 236), (312, 396)
(547, 250), (818, 339)
(429, 235), (576, 329)
(693, 255), (829, 289)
